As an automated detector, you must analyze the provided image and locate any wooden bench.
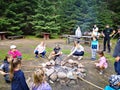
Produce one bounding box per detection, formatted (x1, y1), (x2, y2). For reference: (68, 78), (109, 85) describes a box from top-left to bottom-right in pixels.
(7, 35), (25, 40)
(66, 35), (92, 45)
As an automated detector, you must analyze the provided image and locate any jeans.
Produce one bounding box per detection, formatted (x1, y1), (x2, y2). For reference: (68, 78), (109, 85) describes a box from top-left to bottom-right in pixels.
(73, 51), (84, 56)
(91, 49), (97, 59)
(35, 50), (46, 58)
(114, 60), (120, 75)
(103, 38), (111, 52)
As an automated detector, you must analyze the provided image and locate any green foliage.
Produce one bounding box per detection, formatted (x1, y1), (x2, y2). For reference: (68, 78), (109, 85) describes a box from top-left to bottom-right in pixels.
(33, 0), (61, 36)
(0, 0), (119, 35)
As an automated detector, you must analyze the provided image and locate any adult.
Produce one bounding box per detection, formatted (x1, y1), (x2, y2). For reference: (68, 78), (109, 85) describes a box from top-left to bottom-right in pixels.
(68, 41), (84, 60)
(75, 26), (82, 39)
(102, 25), (115, 53)
(8, 45), (22, 60)
(92, 24), (100, 40)
(113, 28), (120, 75)
(34, 41), (46, 58)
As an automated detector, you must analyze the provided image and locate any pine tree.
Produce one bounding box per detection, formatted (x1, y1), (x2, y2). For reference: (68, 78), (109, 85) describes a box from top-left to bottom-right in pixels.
(32, 0), (60, 37)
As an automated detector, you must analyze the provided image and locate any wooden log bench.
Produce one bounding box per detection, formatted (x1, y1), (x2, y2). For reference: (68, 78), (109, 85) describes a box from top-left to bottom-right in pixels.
(7, 35), (25, 40)
(67, 35), (92, 45)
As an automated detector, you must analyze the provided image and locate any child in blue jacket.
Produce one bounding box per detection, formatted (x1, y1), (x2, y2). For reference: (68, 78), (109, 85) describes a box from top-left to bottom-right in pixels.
(0, 55), (13, 83)
(10, 58), (29, 90)
(104, 75), (120, 90)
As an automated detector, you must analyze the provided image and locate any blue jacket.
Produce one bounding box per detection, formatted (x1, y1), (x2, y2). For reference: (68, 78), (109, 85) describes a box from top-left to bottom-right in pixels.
(0, 60), (10, 83)
(91, 40), (98, 49)
(104, 85), (120, 90)
(11, 70), (29, 90)
(113, 39), (120, 57)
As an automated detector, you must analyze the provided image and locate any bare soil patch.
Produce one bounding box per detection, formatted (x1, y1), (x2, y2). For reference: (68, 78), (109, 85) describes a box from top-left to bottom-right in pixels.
(0, 38), (115, 90)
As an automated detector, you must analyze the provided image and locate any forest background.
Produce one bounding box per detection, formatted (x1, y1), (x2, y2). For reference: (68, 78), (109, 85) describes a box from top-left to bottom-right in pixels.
(0, 0), (120, 37)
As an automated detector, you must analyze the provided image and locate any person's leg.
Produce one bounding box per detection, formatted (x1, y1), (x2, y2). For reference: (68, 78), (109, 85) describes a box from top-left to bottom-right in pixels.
(35, 50), (39, 58)
(99, 66), (105, 75)
(48, 51), (55, 60)
(107, 38), (111, 53)
(78, 51), (84, 60)
(41, 51), (46, 58)
(103, 38), (107, 51)
(91, 49), (96, 60)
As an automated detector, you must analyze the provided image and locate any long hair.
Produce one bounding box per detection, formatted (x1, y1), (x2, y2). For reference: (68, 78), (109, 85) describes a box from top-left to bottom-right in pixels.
(33, 68), (45, 86)
(10, 58), (21, 81)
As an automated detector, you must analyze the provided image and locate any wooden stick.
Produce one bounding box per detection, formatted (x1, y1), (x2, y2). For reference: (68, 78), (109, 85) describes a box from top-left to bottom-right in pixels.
(78, 76), (104, 90)
(22, 65), (42, 68)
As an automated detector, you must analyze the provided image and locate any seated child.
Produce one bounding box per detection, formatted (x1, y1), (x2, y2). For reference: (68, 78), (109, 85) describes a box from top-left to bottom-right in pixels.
(68, 41), (84, 60)
(48, 44), (62, 60)
(95, 51), (108, 74)
(104, 74), (120, 90)
(34, 41), (46, 58)
(0, 54), (13, 83)
(31, 69), (52, 90)
(8, 45), (22, 60)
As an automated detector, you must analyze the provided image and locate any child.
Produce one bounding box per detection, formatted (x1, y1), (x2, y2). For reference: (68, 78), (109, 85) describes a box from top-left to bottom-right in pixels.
(0, 54), (13, 83)
(34, 41), (46, 58)
(10, 58), (29, 90)
(104, 75), (120, 90)
(32, 69), (52, 90)
(95, 51), (108, 74)
(8, 45), (22, 60)
(68, 41), (84, 60)
(91, 37), (99, 60)
(48, 44), (62, 60)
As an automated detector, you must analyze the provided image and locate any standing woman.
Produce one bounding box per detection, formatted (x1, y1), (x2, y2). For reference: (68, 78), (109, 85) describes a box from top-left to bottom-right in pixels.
(10, 58), (29, 90)
(113, 27), (120, 75)
(34, 41), (46, 58)
(92, 24), (100, 40)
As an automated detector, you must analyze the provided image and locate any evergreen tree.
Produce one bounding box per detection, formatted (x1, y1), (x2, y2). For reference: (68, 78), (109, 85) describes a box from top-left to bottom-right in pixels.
(32, 0), (60, 37)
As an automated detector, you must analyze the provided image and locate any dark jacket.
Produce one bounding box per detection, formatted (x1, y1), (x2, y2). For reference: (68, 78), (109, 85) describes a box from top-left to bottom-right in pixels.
(0, 60), (10, 83)
(114, 61), (120, 75)
(11, 70), (29, 90)
(113, 39), (120, 57)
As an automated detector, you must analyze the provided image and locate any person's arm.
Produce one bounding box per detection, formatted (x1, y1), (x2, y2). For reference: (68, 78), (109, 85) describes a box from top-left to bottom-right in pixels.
(110, 30), (115, 37)
(68, 47), (77, 57)
(0, 64), (8, 75)
(102, 30), (105, 37)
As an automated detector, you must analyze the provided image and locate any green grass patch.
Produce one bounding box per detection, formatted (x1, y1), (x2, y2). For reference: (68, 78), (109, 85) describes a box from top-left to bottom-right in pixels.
(22, 53), (34, 60)
(0, 50), (8, 60)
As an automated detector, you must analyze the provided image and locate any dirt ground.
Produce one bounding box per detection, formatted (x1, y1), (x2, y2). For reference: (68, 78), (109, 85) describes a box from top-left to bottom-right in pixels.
(0, 38), (115, 90)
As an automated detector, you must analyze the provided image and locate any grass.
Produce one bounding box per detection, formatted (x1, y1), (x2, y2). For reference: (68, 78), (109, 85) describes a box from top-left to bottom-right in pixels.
(0, 38), (118, 62)
(0, 49), (8, 60)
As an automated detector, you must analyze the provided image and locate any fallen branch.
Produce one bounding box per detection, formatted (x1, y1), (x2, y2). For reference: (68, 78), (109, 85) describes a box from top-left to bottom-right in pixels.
(22, 65), (42, 68)
(78, 76), (104, 90)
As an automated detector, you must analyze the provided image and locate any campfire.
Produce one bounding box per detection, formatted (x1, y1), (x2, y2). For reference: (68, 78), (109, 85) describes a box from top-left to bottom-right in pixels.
(42, 57), (86, 85)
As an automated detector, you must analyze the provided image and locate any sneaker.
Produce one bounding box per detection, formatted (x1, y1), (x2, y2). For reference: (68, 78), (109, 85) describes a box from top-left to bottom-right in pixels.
(99, 71), (103, 75)
(91, 58), (96, 60)
(35, 56), (39, 58)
